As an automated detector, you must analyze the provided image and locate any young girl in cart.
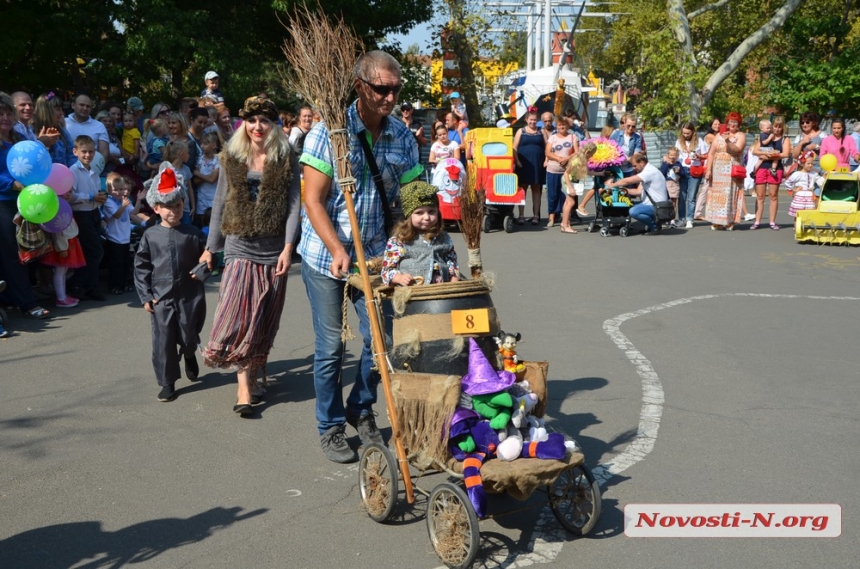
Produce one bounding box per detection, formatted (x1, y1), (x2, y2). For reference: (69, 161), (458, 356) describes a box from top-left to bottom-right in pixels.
(381, 181), (460, 286)
(786, 150), (822, 217)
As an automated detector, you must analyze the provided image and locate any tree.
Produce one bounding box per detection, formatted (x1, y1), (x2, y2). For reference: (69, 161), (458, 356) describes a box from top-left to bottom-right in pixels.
(765, 0), (860, 116)
(582, 0), (804, 127)
(436, 1), (522, 125)
(1, 0), (119, 94)
(1, 0), (433, 112)
(668, 0), (804, 123)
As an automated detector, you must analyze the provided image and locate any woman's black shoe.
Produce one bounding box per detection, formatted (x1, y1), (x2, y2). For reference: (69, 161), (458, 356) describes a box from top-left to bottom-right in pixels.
(233, 402), (253, 415)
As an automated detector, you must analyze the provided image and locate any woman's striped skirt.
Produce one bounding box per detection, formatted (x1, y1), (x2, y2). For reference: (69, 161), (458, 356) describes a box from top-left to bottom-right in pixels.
(202, 258), (287, 371)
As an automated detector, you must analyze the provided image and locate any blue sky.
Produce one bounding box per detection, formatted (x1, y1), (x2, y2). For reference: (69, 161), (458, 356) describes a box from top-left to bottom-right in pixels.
(387, 22), (437, 53)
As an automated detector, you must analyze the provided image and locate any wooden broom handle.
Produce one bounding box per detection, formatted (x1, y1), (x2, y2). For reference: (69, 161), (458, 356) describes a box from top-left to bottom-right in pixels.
(341, 188), (415, 504)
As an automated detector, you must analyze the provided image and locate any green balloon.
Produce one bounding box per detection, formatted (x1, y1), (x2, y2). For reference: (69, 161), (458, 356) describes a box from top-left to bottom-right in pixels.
(17, 184), (60, 224)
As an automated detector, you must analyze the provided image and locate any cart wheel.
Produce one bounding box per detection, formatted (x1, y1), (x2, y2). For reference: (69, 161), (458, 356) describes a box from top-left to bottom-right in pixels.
(599, 227), (610, 237)
(359, 443), (399, 523)
(587, 221), (596, 233)
(548, 464), (602, 536)
(427, 482), (480, 569)
(482, 215), (492, 234)
(619, 226), (629, 237)
(503, 215), (514, 233)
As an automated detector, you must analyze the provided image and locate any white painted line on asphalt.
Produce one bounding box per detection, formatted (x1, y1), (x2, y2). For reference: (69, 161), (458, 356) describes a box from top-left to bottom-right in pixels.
(592, 293), (860, 487)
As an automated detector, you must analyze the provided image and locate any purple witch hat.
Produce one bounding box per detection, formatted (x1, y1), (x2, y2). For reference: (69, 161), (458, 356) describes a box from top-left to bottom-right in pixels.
(461, 338), (516, 395)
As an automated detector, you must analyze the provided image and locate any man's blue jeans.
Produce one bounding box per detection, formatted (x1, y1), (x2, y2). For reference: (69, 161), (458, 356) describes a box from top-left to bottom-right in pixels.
(629, 202), (656, 231)
(302, 260), (379, 435)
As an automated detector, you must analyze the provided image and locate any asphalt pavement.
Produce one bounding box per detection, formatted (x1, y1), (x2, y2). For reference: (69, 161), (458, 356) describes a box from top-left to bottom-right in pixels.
(1, 192), (857, 568)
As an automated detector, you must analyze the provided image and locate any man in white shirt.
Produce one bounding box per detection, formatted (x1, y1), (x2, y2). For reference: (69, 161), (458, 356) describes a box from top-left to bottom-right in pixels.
(65, 93), (109, 160)
(606, 152), (668, 235)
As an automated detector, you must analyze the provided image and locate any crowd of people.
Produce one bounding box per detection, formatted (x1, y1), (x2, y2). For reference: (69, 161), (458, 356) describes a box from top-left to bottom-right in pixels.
(413, 107), (859, 235)
(0, 52), (424, 466)
(2, 61), (859, 464)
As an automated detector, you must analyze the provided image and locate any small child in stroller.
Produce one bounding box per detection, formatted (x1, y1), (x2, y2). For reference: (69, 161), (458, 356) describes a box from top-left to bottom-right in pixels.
(381, 182), (461, 286)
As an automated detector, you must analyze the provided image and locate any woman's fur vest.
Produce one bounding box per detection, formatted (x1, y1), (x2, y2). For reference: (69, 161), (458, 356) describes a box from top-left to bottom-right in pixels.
(219, 151), (292, 238)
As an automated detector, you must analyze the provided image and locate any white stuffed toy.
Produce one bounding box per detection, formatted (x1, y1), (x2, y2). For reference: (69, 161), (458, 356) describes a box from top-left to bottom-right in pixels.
(509, 380), (547, 442)
(496, 424), (523, 461)
(511, 387), (537, 429)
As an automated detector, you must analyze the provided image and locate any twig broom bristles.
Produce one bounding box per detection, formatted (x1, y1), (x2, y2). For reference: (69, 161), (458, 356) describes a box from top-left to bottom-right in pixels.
(282, 4), (415, 503)
(458, 133), (485, 278)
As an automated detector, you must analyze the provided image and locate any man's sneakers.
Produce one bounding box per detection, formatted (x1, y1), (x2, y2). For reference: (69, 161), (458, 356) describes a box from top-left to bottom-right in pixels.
(320, 424), (358, 463)
(157, 385), (176, 402)
(347, 410), (385, 447)
(320, 411), (387, 463)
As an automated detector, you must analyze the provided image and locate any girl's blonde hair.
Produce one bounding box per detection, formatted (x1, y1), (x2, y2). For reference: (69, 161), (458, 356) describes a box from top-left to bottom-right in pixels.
(225, 115), (291, 164)
(390, 209), (442, 243)
(33, 93), (63, 132)
(168, 111), (188, 133)
(164, 139), (189, 163)
(106, 171), (126, 188)
(145, 118), (168, 138)
(600, 124), (614, 138)
(565, 141), (597, 182)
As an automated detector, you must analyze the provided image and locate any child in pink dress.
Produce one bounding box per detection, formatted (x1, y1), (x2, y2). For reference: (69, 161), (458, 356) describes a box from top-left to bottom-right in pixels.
(786, 151), (822, 217)
(40, 194), (86, 307)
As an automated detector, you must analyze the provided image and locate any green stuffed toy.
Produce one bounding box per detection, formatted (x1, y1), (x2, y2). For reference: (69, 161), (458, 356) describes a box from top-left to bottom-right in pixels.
(471, 391), (514, 430)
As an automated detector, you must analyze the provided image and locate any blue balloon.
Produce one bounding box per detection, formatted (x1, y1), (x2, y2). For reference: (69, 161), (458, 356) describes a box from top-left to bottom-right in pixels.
(6, 141), (52, 186)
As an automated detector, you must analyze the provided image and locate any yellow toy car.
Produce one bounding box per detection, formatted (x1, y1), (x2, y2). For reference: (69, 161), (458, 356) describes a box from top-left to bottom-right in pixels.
(795, 167), (860, 245)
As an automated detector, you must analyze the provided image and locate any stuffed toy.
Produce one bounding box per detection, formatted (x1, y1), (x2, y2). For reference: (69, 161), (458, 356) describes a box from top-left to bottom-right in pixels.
(448, 407), (499, 518)
(461, 338), (516, 428)
(509, 380), (548, 442)
(494, 331), (525, 375)
(471, 391), (513, 429)
(509, 380), (538, 430)
(520, 432), (568, 459)
(496, 424), (524, 461)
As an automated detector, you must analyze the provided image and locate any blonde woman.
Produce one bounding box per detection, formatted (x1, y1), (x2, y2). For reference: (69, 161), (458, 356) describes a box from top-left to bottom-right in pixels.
(200, 96), (301, 415)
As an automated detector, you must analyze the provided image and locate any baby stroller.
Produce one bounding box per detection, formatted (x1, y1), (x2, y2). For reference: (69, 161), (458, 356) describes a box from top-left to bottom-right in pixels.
(586, 167), (635, 236)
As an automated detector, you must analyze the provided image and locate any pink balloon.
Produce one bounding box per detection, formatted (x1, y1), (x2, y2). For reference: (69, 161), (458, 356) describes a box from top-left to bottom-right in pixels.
(44, 163), (74, 196)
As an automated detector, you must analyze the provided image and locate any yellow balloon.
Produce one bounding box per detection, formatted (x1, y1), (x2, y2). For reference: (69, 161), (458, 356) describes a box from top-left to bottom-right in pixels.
(820, 153), (838, 172)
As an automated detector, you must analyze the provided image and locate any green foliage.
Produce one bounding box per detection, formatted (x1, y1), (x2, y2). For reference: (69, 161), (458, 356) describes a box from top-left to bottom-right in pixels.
(1, 0), (120, 93)
(765, 2), (860, 116)
(1, 0), (432, 114)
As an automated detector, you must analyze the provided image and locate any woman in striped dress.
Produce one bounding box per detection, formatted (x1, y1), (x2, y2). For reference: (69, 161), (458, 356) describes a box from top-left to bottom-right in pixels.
(199, 96), (302, 415)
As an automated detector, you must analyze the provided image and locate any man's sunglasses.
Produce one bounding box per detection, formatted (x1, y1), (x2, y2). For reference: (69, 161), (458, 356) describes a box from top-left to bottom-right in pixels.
(360, 78), (403, 97)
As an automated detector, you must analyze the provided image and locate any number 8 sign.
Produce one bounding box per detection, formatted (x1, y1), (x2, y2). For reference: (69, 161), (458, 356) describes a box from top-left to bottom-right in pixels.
(450, 308), (490, 335)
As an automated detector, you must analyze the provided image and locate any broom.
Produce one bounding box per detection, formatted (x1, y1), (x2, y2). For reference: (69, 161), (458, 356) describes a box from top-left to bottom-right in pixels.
(458, 135), (485, 278)
(282, 4), (414, 503)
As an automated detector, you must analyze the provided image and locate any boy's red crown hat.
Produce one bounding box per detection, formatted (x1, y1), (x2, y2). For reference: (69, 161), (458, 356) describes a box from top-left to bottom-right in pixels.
(145, 162), (186, 206)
